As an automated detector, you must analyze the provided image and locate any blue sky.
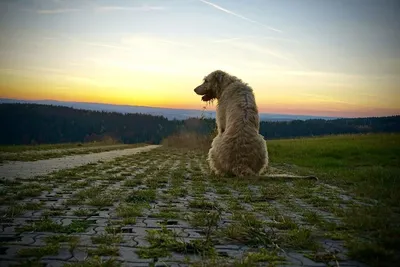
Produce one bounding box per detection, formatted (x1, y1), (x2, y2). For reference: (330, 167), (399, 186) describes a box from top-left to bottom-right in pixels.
(0, 0), (399, 117)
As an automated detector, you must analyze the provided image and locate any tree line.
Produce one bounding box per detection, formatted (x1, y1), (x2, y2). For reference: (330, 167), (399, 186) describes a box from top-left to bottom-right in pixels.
(0, 103), (399, 145)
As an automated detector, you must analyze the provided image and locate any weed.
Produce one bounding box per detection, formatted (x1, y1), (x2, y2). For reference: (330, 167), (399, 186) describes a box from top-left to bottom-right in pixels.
(123, 179), (143, 187)
(42, 209), (65, 216)
(44, 234), (79, 244)
(88, 193), (117, 207)
(169, 187), (188, 197)
(268, 215), (298, 230)
(64, 220), (94, 234)
(126, 189), (156, 203)
(70, 180), (90, 188)
(74, 186), (102, 200)
(122, 217), (137, 225)
(73, 208), (95, 217)
(91, 234), (122, 244)
(136, 247), (170, 259)
(235, 248), (285, 266)
(17, 217), (63, 233)
(150, 210), (179, 219)
(3, 203), (26, 217)
(279, 228), (319, 250)
(139, 226), (215, 259)
(116, 204), (144, 218)
(87, 245), (119, 256)
(17, 244), (60, 258)
(18, 217), (92, 234)
(302, 210), (322, 225)
(24, 202), (44, 210)
(189, 199), (219, 210)
(220, 213), (274, 247)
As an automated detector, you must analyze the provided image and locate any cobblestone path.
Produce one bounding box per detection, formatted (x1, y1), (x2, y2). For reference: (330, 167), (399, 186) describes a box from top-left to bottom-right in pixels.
(0, 147), (369, 266)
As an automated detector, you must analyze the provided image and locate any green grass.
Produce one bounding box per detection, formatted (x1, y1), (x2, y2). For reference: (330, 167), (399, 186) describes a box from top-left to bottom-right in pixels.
(44, 234), (79, 244)
(17, 217), (93, 234)
(137, 226), (215, 259)
(88, 245), (119, 256)
(73, 208), (96, 217)
(235, 248), (285, 266)
(268, 133), (400, 265)
(17, 244), (60, 258)
(268, 133), (399, 204)
(126, 189), (156, 203)
(0, 143), (147, 162)
(91, 233), (122, 244)
(64, 257), (120, 267)
(116, 204), (144, 218)
(0, 141), (143, 153)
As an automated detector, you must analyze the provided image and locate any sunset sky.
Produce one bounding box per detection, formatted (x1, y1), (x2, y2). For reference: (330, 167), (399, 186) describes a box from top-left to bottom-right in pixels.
(0, 0), (399, 117)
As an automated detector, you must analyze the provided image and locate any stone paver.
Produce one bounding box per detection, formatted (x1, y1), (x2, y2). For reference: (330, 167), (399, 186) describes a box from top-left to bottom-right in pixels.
(0, 147), (369, 266)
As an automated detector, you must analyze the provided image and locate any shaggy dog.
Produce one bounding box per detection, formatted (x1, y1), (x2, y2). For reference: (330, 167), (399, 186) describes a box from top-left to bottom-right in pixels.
(194, 70), (268, 177)
(194, 70), (317, 180)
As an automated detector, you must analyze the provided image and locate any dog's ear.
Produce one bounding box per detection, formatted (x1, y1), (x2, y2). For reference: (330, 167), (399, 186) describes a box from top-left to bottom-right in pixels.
(217, 72), (224, 83)
(213, 70), (225, 84)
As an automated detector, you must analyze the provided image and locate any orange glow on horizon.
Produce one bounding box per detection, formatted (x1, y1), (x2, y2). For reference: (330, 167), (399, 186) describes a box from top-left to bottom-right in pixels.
(2, 90), (399, 119)
(1, 68), (399, 119)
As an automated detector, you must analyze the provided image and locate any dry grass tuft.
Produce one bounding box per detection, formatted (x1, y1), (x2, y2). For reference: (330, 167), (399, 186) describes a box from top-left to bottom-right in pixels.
(161, 132), (214, 151)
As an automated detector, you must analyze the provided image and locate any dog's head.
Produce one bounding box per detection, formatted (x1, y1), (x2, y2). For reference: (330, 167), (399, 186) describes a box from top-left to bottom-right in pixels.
(194, 70), (229, 102)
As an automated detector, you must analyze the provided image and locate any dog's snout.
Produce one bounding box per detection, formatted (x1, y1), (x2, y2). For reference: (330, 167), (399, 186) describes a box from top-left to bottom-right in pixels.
(194, 85), (203, 95)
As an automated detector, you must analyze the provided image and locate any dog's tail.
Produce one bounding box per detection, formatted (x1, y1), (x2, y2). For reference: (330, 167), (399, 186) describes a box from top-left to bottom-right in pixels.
(231, 165), (256, 177)
(264, 173), (319, 180)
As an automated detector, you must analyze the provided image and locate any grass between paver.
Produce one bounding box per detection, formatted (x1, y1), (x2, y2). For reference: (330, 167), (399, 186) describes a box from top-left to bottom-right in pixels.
(0, 133), (398, 267)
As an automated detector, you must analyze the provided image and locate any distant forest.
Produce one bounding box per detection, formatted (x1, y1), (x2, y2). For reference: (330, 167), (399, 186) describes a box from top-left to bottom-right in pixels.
(1, 103), (399, 145)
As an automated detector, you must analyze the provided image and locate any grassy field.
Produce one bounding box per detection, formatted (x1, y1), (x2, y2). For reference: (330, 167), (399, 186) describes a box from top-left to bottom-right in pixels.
(268, 133), (400, 204)
(267, 133), (400, 265)
(0, 143), (148, 163)
(0, 140), (125, 153)
(0, 133), (398, 266)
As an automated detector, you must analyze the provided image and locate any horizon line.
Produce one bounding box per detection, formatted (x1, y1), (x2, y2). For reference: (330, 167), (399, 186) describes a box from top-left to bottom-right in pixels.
(3, 97), (400, 120)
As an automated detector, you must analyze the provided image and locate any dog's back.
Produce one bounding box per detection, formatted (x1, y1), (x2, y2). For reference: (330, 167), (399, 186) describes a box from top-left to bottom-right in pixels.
(217, 82), (268, 176)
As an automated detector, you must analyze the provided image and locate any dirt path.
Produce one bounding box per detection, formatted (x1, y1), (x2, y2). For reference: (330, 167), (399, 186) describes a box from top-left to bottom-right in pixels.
(0, 145), (160, 180)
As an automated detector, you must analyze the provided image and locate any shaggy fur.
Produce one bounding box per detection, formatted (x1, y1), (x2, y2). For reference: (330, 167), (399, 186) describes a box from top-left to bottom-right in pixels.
(194, 70), (268, 177)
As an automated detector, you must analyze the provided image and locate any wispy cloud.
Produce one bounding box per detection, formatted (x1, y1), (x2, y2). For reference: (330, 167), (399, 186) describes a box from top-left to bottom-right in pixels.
(211, 37), (246, 43)
(96, 5), (165, 12)
(121, 35), (194, 49)
(36, 8), (80, 14)
(225, 41), (297, 64)
(198, 0), (281, 33)
(211, 36), (300, 44)
(84, 42), (129, 51)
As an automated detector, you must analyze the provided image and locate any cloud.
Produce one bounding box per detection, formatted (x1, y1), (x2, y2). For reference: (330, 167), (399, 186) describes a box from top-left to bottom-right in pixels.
(198, 0), (281, 33)
(211, 37), (246, 43)
(121, 35), (194, 49)
(84, 42), (129, 51)
(96, 5), (165, 12)
(36, 8), (80, 14)
(211, 36), (300, 44)
(224, 41), (297, 64)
